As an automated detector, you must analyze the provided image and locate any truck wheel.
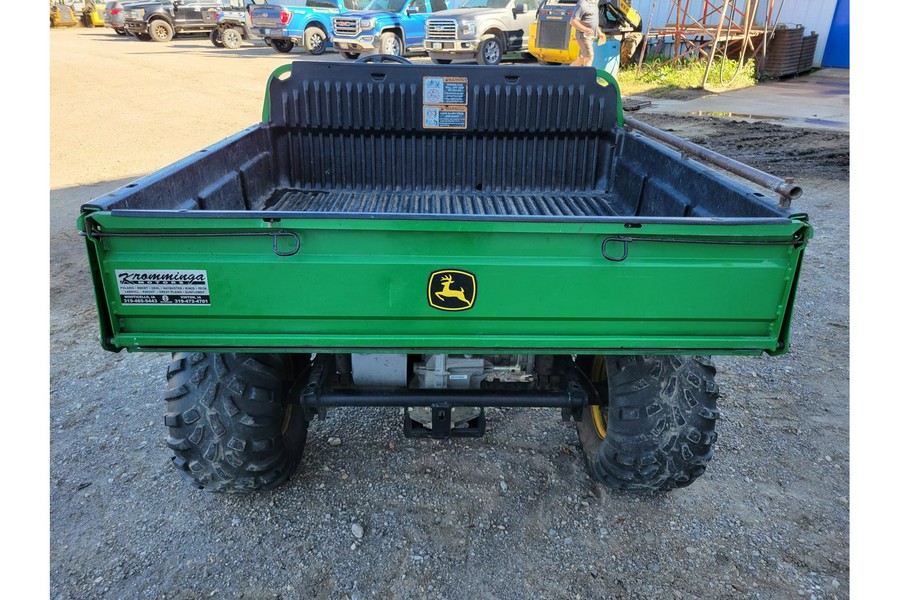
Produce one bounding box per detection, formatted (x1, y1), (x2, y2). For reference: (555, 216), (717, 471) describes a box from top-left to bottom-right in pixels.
(430, 57), (452, 65)
(380, 31), (403, 56)
(164, 352), (311, 493)
(115, 28), (128, 36)
(221, 27), (242, 49)
(135, 32), (152, 41)
(148, 19), (174, 42)
(271, 39), (294, 53)
(574, 355), (720, 492)
(303, 26), (327, 55)
(475, 34), (504, 65)
(210, 27), (224, 47)
(339, 51), (360, 60)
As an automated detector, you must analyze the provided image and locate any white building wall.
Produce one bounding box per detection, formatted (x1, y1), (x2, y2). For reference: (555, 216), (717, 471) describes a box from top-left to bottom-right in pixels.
(627, 0), (837, 66)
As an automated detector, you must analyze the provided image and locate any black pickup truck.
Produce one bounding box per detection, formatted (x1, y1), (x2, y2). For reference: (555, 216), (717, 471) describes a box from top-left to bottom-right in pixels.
(124, 0), (225, 41)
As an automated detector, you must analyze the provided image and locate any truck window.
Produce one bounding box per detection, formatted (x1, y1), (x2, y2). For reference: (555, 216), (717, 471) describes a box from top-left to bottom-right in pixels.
(458, 0), (509, 8)
(430, 0), (447, 10)
(307, 0), (337, 7)
(409, 0), (426, 12)
(360, 0), (406, 11)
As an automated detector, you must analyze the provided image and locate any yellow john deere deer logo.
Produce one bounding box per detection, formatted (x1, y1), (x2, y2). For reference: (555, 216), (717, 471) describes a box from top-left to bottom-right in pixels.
(428, 269), (477, 311)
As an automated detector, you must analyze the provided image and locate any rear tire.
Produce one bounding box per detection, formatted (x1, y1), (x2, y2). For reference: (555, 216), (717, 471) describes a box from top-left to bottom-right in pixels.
(135, 32), (152, 41)
(115, 28), (128, 35)
(164, 352), (311, 493)
(430, 57), (452, 65)
(574, 355), (720, 492)
(339, 51), (360, 60)
(148, 19), (174, 42)
(210, 27), (224, 48)
(303, 26), (327, 55)
(271, 38), (294, 53)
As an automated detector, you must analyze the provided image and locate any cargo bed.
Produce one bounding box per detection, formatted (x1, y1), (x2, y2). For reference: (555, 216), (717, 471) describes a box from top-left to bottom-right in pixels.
(79, 62), (810, 356)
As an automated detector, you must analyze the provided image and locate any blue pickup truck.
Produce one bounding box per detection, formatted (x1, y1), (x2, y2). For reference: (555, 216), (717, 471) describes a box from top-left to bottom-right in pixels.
(248, 0), (358, 54)
(330, 0), (448, 59)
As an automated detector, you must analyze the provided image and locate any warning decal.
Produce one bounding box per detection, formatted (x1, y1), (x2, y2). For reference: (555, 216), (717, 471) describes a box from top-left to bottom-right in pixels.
(423, 76), (468, 130)
(115, 270), (210, 305)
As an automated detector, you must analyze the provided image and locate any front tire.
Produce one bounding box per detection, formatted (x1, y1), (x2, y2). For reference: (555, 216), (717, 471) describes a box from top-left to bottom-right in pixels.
(574, 355), (720, 492)
(148, 19), (174, 42)
(221, 26), (242, 49)
(303, 26), (327, 55)
(379, 31), (403, 56)
(164, 352), (311, 493)
(475, 34), (504, 65)
(271, 38), (294, 53)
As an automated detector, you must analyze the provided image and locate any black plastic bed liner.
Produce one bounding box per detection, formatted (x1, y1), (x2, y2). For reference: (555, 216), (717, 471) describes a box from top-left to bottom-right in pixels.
(265, 189), (623, 217)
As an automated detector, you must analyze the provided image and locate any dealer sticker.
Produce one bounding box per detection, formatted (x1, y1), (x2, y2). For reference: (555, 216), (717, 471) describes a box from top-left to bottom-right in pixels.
(115, 269), (210, 305)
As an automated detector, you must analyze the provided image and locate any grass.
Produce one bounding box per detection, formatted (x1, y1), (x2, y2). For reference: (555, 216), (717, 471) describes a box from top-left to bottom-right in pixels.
(616, 55), (758, 98)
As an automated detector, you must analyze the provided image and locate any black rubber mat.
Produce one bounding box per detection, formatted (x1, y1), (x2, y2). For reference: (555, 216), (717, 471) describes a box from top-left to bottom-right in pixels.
(267, 189), (622, 217)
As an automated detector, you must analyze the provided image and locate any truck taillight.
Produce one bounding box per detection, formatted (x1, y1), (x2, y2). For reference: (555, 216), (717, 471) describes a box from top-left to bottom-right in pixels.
(111, 8), (121, 14)
(280, 10), (292, 25)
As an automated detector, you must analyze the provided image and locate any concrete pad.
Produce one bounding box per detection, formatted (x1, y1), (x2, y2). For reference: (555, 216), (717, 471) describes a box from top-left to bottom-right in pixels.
(629, 68), (849, 131)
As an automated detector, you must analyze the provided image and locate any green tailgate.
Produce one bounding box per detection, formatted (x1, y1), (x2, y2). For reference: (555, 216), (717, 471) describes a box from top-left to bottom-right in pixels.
(80, 212), (810, 356)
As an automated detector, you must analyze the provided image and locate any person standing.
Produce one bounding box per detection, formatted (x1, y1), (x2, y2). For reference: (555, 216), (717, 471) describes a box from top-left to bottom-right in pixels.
(570, 0), (606, 66)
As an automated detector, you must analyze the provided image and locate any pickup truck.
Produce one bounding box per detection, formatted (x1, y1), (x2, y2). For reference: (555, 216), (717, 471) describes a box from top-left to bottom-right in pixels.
(330, 0), (448, 59)
(78, 61), (811, 495)
(124, 0), (223, 41)
(248, 0), (354, 54)
(424, 0), (537, 65)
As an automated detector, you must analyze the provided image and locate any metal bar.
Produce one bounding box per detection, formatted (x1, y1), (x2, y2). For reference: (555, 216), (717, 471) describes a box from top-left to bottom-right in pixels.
(312, 389), (577, 409)
(623, 117), (802, 207)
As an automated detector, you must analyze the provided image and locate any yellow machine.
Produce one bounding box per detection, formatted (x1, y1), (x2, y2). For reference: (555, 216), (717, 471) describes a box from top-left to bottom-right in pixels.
(50, 2), (79, 27)
(82, 1), (108, 27)
(527, 0), (642, 65)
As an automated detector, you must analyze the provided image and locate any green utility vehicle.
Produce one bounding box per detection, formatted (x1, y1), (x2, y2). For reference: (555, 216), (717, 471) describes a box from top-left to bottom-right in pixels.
(78, 58), (811, 494)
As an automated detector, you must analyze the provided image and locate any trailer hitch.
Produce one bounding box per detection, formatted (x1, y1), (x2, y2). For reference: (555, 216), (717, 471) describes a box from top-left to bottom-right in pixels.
(291, 354), (590, 438)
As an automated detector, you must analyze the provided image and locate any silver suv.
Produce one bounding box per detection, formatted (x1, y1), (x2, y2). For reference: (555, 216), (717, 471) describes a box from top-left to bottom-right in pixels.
(424, 0), (538, 65)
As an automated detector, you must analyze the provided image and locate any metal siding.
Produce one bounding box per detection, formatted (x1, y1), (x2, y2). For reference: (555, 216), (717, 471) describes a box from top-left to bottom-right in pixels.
(629, 1), (838, 67)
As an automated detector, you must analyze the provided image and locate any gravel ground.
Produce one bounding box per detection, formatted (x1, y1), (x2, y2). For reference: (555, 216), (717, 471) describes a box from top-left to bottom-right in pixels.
(48, 29), (849, 599)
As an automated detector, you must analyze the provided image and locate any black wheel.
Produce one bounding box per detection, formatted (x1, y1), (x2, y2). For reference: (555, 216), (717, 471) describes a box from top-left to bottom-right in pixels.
(574, 355), (720, 492)
(210, 27), (224, 48)
(430, 57), (452, 65)
(271, 38), (294, 53)
(354, 53), (411, 64)
(303, 26), (326, 55)
(475, 34), (504, 66)
(115, 28), (128, 36)
(164, 352), (311, 493)
(148, 19), (174, 42)
(339, 51), (360, 60)
(135, 32), (152, 41)
(379, 31), (403, 56)
(221, 26), (242, 49)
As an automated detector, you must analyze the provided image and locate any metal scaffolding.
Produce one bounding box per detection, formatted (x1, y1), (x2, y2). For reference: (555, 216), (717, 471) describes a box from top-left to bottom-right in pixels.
(637, 0), (784, 86)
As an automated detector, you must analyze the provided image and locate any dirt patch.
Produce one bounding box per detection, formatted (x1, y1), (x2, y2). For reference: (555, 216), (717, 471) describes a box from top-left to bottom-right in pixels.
(50, 29), (848, 599)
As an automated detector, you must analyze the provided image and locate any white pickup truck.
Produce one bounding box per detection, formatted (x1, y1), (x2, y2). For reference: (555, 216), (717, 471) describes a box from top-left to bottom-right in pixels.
(424, 0), (538, 65)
